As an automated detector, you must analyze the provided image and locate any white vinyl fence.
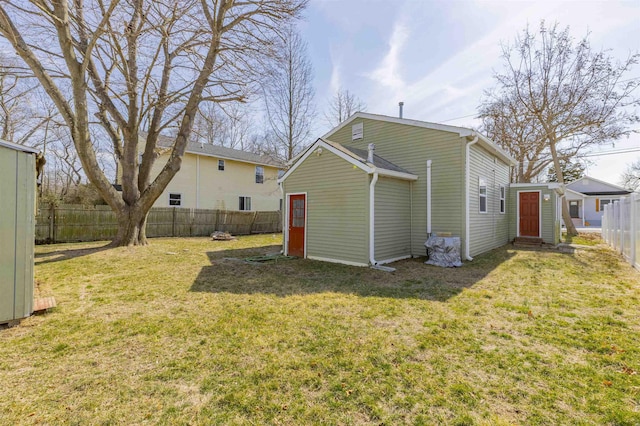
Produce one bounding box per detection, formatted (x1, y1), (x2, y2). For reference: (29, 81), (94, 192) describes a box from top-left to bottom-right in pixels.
(602, 194), (640, 269)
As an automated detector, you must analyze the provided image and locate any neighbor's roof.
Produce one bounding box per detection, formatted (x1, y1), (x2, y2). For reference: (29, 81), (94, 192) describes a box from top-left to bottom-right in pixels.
(321, 112), (518, 166)
(567, 176), (631, 194)
(149, 133), (283, 168)
(278, 138), (418, 184)
(0, 139), (38, 154)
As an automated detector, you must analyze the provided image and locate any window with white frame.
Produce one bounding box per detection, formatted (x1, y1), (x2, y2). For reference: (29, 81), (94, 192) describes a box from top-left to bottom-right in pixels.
(218, 159), (225, 171)
(479, 178), (487, 213)
(239, 196), (252, 211)
(169, 193), (182, 206)
(600, 199), (612, 211)
(499, 185), (506, 214)
(255, 166), (264, 184)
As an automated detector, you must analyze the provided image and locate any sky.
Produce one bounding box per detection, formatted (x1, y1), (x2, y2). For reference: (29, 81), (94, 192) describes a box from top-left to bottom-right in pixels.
(298, 0), (640, 185)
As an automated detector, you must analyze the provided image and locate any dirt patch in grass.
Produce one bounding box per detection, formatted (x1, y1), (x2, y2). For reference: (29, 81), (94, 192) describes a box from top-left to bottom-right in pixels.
(1, 235), (639, 425)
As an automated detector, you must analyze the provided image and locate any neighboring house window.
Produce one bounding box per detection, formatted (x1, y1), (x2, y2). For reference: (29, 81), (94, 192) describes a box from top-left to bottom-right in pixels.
(479, 178), (487, 213)
(255, 166), (264, 184)
(169, 193), (182, 206)
(239, 196), (252, 211)
(600, 199), (611, 211)
(218, 159), (225, 171)
(499, 185), (506, 214)
(279, 198), (283, 211)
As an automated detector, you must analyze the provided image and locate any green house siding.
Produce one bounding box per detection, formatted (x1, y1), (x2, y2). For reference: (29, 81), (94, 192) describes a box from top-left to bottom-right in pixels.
(329, 118), (465, 255)
(374, 176), (411, 262)
(508, 186), (559, 244)
(283, 150), (370, 265)
(468, 144), (511, 256)
(0, 144), (35, 323)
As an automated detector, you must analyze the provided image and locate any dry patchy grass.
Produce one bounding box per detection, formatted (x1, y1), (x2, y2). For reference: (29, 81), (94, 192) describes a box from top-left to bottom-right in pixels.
(1, 234), (639, 425)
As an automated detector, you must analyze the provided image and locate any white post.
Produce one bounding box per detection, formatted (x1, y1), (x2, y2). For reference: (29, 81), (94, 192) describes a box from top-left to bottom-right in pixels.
(426, 160), (432, 235)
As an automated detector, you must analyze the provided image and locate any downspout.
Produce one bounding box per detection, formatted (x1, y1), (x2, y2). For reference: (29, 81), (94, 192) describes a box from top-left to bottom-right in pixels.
(410, 180), (413, 257)
(280, 182), (286, 255)
(465, 134), (479, 261)
(369, 171), (379, 266)
(426, 160), (432, 236)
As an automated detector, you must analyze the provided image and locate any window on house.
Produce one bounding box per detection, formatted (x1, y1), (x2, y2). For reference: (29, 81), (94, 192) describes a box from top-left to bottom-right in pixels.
(218, 159), (225, 171)
(169, 193), (182, 206)
(279, 198), (283, 211)
(499, 185), (506, 214)
(479, 178), (487, 213)
(600, 199), (611, 211)
(239, 196), (252, 211)
(255, 166), (264, 184)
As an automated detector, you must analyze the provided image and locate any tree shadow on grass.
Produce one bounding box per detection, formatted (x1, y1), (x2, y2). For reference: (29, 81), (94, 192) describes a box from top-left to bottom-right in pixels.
(190, 244), (516, 301)
(34, 243), (111, 265)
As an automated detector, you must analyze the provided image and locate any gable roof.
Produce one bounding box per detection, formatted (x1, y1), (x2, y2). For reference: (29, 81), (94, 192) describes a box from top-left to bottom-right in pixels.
(148, 133), (283, 168)
(321, 112), (517, 166)
(566, 176), (631, 195)
(0, 139), (38, 154)
(278, 138), (418, 184)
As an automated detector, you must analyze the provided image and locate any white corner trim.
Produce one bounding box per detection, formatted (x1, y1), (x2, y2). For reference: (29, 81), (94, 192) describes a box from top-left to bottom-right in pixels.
(307, 255), (369, 267)
(465, 136), (479, 261)
(427, 160), (432, 234)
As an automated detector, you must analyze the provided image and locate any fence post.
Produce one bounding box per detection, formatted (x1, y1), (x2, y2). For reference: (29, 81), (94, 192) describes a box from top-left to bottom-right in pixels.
(632, 194), (637, 267)
(48, 202), (56, 243)
(172, 207), (176, 237)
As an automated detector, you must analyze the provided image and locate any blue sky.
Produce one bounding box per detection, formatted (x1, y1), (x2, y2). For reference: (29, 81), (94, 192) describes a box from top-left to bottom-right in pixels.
(299, 0), (640, 184)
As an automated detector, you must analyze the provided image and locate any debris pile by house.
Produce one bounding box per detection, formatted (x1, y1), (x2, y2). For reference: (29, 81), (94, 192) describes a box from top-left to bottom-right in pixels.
(424, 235), (462, 267)
(211, 231), (237, 241)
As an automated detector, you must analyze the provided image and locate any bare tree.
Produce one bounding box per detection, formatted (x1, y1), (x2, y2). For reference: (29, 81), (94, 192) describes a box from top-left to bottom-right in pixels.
(481, 21), (640, 236)
(324, 89), (366, 128)
(263, 25), (315, 161)
(0, 0), (306, 246)
(0, 57), (54, 146)
(621, 160), (640, 191)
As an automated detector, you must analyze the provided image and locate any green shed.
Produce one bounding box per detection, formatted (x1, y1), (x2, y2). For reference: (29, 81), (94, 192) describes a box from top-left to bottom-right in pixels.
(508, 183), (562, 245)
(0, 139), (37, 324)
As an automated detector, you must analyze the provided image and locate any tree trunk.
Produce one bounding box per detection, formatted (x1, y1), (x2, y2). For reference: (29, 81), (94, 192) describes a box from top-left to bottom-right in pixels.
(111, 206), (149, 247)
(548, 138), (578, 237)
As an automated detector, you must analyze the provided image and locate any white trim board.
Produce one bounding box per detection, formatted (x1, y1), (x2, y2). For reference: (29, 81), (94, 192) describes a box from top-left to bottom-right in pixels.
(307, 255), (369, 267)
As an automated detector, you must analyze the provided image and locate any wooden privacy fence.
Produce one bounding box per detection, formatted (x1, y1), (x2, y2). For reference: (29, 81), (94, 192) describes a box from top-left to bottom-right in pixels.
(602, 194), (640, 269)
(35, 204), (282, 244)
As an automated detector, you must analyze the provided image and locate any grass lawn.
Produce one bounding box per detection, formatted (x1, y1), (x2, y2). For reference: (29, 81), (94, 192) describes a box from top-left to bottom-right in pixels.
(1, 234), (639, 425)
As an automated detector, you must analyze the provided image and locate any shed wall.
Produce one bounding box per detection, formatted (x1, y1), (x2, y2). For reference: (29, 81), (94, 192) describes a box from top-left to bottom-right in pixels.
(0, 145), (35, 323)
(374, 177), (412, 262)
(508, 186), (559, 244)
(283, 150), (370, 265)
(328, 118), (465, 255)
(468, 144), (511, 256)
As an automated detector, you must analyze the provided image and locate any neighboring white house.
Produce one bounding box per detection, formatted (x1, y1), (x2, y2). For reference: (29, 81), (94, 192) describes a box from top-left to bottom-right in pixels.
(564, 176), (632, 227)
(118, 134), (284, 211)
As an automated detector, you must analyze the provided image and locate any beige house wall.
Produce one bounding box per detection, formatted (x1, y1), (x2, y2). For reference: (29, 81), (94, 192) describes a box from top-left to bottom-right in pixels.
(149, 152), (281, 211)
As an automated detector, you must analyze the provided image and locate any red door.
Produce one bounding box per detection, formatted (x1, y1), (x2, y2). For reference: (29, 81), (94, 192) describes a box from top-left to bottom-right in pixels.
(288, 194), (306, 257)
(519, 192), (540, 237)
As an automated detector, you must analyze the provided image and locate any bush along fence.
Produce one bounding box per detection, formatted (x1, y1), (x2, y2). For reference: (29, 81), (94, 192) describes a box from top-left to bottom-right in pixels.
(35, 204), (282, 244)
(602, 195), (639, 269)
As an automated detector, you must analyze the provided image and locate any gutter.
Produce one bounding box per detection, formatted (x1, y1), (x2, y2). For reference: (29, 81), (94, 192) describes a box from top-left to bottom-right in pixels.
(464, 134), (479, 261)
(427, 160), (432, 236)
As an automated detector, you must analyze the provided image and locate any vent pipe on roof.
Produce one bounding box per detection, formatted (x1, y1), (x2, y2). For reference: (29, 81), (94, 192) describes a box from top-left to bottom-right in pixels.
(367, 143), (375, 163)
(399, 102), (404, 119)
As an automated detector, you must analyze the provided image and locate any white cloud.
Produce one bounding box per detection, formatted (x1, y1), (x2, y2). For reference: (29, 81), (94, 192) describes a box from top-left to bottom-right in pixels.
(366, 20), (409, 92)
